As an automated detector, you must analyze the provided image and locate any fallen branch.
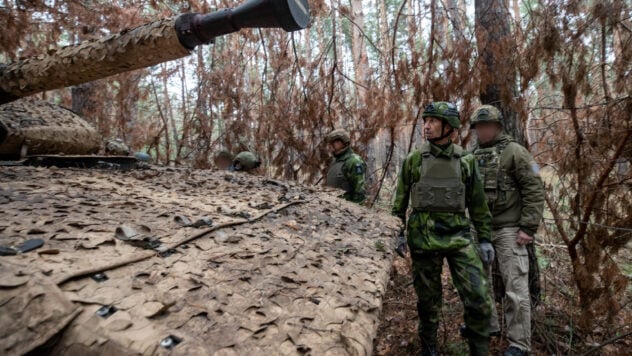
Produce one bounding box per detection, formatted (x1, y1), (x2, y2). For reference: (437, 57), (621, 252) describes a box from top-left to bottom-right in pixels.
(167, 200), (304, 250)
(56, 200), (304, 286)
(580, 330), (632, 356)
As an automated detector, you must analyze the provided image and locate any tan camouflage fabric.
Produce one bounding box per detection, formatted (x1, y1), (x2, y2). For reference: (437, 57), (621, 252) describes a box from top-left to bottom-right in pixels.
(0, 98), (100, 157)
(0, 262), (81, 355)
(105, 139), (131, 156)
(0, 18), (189, 102)
(0, 166), (399, 355)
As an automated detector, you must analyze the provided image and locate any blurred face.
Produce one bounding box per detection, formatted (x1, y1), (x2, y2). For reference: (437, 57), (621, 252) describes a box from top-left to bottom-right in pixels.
(423, 116), (451, 143)
(475, 122), (502, 145)
(329, 139), (346, 153)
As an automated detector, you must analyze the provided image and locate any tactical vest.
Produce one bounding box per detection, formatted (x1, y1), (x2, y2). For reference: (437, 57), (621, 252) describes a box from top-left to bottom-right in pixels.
(326, 159), (351, 192)
(410, 143), (466, 213)
(474, 141), (517, 208)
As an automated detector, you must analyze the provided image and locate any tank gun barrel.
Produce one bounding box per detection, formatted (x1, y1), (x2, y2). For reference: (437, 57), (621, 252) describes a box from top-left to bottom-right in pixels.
(0, 0), (309, 105)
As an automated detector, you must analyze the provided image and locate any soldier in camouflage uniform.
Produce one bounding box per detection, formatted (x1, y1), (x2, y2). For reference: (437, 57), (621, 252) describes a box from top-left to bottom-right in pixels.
(325, 129), (366, 204)
(392, 102), (494, 356)
(470, 105), (544, 356)
(232, 151), (261, 172)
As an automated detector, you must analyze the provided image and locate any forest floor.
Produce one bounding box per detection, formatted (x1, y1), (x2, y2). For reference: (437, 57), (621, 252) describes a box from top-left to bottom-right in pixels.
(373, 235), (632, 355)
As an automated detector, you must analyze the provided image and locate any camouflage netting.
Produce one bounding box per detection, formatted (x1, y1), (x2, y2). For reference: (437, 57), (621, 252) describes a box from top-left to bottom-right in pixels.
(0, 98), (100, 158)
(0, 166), (400, 355)
(0, 18), (190, 104)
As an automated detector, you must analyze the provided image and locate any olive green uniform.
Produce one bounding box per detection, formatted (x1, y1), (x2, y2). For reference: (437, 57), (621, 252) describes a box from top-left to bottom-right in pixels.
(326, 147), (366, 204)
(233, 151), (261, 172)
(473, 133), (544, 352)
(392, 141), (493, 351)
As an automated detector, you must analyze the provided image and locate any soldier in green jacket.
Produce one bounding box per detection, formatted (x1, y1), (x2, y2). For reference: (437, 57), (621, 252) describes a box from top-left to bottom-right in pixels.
(471, 105), (544, 356)
(232, 151), (261, 172)
(325, 129), (366, 204)
(392, 102), (494, 356)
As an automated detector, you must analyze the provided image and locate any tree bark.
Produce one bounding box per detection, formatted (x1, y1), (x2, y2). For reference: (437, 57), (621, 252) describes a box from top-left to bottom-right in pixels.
(475, 0), (525, 144)
(349, 0), (369, 108)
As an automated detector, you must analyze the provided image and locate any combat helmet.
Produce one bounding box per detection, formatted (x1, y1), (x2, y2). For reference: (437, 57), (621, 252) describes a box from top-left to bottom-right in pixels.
(233, 151), (261, 171)
(421, 101), (462, 143)
(325, 129), (350, 145)
(470, 105), (503, 129)
(422, 101), (461, 129)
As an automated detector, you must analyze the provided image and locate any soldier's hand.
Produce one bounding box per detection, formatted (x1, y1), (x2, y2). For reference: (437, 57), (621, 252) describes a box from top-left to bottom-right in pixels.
(479, 241), (495, 265)
(395, 231), (408, 258)
(516, 230), (534, 245)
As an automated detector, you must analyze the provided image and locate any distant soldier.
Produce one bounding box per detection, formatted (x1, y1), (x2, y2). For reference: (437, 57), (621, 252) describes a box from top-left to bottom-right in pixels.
(392, 102), (494, 356)
(232, 151), (261, 172)
(325, 129), (366, 204)
(470, 105), (544, 356)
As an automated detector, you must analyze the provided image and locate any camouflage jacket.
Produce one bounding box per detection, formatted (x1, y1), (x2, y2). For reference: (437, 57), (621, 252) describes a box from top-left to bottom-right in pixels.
(326, 148), (366, 204)
(392, 142), (492, 252)
(472, 134), (544, 236)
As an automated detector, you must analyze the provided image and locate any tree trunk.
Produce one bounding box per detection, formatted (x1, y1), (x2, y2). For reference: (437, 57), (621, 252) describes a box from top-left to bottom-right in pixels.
(446, 0), (466, 49)
(71, 83), (101, 131)
(349, 0), (369, 108)
(475, 0), (525, 144)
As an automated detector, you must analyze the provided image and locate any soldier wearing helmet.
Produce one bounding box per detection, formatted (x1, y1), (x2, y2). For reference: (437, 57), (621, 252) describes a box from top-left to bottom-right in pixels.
(392, 101), (494, 356)
(470, 105), (544, 356)
(324, 129), (366, 204)
(232, 151), (261, 172)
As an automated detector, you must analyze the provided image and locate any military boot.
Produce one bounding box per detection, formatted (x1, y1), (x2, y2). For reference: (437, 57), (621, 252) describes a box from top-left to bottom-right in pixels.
(504, 346), (528, 356)
(467, 336), (490, 356)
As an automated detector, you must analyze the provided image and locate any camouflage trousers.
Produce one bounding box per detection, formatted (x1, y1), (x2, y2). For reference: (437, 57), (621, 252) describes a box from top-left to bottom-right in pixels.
(488, 227), (531, 351)
(411, 242), (492, 346)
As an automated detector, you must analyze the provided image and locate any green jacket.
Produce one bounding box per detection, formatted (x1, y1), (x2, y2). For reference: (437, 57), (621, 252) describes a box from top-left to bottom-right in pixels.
(326, 147), (366, 204)
(392, 142), (492, 252)
(473, 134), (544, 236)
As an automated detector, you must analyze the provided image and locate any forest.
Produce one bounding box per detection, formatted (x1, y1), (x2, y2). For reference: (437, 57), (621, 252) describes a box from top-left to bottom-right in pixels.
(1, 0), (631, 354)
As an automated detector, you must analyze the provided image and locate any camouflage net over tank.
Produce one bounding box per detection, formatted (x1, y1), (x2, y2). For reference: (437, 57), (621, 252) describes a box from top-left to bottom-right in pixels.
(0, 98), (100, 158)
(0, 18), (190, 103)
(0, 166), (400, 355)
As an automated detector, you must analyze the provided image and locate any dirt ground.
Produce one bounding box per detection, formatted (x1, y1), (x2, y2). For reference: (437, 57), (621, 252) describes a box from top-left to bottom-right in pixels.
(373, 246), (632, 355)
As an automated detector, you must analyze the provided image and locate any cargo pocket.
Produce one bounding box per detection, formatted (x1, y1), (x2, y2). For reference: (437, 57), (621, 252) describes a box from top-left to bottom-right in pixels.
(495, 172), (517, 209)
(512, 246), (529, 275)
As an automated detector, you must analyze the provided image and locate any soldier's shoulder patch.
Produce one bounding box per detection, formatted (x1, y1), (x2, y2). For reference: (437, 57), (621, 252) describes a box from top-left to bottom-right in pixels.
(354, 163), (364, 174)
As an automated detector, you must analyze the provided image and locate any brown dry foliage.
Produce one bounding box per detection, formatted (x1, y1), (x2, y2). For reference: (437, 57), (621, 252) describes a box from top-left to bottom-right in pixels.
(1, 0), (631, 352)
(522, 0), (631, 332)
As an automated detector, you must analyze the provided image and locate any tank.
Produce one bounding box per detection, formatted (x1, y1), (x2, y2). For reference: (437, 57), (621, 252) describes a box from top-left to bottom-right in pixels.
(0, 0), (310, 163)
(0, 1), (400, 354)
(0, 165), (401, 355)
